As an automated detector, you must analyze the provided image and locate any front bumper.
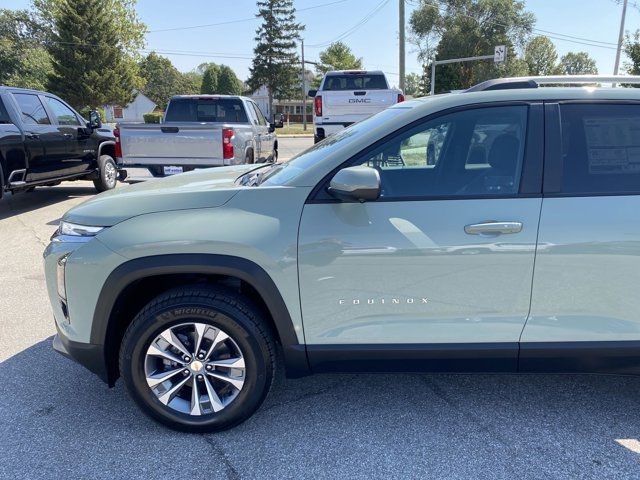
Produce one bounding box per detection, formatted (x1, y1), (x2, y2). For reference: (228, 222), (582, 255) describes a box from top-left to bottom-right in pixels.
(53, 325), (110, 384)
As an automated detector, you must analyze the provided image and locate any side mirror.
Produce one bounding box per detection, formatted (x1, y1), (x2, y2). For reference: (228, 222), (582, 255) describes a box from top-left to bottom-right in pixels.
(87, 110), (102, 129)
(270, 113), (284, 132)
(328, 166), (381, 202)
(307, 89), (318, 98)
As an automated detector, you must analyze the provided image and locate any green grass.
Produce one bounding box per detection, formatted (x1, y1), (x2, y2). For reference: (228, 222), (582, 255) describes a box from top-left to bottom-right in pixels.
(277, 123), (313, 135)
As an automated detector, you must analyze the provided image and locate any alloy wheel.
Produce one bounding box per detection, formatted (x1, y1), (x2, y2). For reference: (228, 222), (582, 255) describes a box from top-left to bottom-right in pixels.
(144, 322), (246, 416)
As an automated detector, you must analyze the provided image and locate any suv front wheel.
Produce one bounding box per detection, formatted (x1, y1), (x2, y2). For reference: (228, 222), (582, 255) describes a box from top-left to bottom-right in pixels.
(119, 286), (275, 432)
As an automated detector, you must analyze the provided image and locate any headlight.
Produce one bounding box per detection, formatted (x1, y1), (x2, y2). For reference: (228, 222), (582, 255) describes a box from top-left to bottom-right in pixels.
(53, 221), (105, 241)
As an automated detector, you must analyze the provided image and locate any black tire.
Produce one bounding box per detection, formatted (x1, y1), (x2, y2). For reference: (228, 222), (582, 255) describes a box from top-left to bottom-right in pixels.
(0, 162), (4, 200)
(267, 146), (278, 163)
(119, 286), (275, 433)
(93, 154), (118, 192)
(245, 149), (254, 164)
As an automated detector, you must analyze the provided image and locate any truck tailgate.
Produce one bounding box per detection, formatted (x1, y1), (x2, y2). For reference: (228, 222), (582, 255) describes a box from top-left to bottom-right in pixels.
(323, 90), (398, 117)
(118, 123), (224, 166)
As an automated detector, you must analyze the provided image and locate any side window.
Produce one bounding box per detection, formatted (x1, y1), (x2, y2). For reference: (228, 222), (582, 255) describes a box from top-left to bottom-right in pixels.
(245, 102), (259, 125)
(14, 94), (51, 125)
(252, 103), (268, 126)
(0, 98), (11, 124)
(45, 97), (80, 126)
(559, 104), (640, 194)
(348, 105), (528, 199)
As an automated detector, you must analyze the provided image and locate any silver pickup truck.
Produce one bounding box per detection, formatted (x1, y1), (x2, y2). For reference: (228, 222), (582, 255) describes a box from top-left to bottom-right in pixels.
(115, 95), (282, 177)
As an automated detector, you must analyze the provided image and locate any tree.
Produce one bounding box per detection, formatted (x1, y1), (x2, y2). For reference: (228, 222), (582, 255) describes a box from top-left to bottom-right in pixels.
(247, 0), (304, 115)
(559, 51), (598, 75)
(180, 71), (202, 95)
(217, 65), (243, 95)
(47, 0), (139, 109)
(0, 9), (52, 89)
(524, 36), (560, 75)
(200, 64), (220, 94)
(625, 30), (640, 76)
(404, 72), (424, 96)
(410, 0), (535, 93)
(138, 52), (184, 109)
(315, 41), (363, 76)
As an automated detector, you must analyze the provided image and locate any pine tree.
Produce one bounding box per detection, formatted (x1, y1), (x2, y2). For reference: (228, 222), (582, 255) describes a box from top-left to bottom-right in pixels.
(247, 0), (303, 117)
(217, 65), (243, 95)
(200, 64), (220, 94)
(47, 0), (137, 109)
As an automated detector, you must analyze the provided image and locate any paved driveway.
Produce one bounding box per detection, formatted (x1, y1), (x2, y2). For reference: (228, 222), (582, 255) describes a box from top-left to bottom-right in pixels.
(1, 135), (639, 479)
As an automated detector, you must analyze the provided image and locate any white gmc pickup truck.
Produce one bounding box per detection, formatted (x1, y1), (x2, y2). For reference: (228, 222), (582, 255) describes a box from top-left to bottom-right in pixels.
(308, 70), (404, 143)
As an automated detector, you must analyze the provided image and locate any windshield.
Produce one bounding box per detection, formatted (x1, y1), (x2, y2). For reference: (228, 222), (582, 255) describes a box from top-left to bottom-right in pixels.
(261, 107), (407, 186)
(165, 97), (248, 123)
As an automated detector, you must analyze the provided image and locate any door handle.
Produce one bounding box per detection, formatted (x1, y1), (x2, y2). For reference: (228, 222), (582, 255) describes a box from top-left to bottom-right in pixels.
(25, 132), (39, 139)
(464, 221), (523, 235)
(63, 133), (73, 138)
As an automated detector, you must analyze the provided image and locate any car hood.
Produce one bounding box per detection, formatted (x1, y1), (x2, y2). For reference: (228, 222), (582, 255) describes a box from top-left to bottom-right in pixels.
(63, 164), (262, 226)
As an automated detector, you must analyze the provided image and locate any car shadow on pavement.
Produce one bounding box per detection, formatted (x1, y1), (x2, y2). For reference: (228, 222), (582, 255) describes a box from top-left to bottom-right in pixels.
(0, 185), (97, 221)
(2, 338), (639, 480)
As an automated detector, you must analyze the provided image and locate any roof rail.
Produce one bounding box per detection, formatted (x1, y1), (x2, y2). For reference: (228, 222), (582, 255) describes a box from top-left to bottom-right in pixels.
(466, 75), (640, 92)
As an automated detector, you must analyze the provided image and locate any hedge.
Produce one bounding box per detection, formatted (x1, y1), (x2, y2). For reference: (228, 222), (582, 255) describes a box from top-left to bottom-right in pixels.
(143, 112), (163, 123)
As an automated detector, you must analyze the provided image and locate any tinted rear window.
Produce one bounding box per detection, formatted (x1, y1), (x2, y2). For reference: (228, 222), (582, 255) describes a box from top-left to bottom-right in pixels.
(560, 104), (640, 194)
(165, 98), (248, 123)
(0, 99), (11, 124)
(323, 74), (388, 91)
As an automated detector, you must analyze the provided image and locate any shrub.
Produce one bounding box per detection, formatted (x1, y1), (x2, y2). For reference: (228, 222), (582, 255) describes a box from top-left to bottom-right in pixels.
(143, 112), (163, 123)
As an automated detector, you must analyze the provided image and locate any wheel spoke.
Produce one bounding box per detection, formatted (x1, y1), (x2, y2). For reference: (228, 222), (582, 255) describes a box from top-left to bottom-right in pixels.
(160, 329), (191, 358)
(146, 367), (185, 388)
(208, 357), (245, 369)
(190, 377), (202, 415)
(206, 370), (244, 390)
(157, 374), (191, 405)
(193, 323), (208, 357)
(204, 330), (229, 360)
(147, 344), (186, 365)
(202, 374), (225, 412)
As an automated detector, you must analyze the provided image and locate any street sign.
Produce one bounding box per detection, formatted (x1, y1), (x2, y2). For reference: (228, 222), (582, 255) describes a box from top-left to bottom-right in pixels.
(494, 45), (507, 64)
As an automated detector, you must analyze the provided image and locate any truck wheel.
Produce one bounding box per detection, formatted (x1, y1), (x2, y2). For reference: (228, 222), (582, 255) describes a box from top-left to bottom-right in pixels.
(245, 150), (254, 164)
(267, 148), (278, 163)
(119, 286), (275, 433)
(93, 155), (118, 192)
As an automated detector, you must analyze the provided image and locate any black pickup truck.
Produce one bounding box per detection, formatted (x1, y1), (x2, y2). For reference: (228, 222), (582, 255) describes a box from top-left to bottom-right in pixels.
(0, 86), (124, 199)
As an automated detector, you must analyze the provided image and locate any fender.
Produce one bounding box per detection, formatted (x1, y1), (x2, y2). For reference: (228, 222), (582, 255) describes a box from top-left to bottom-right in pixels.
(97, 140), (116, 158)
(92, 254), (310, 380)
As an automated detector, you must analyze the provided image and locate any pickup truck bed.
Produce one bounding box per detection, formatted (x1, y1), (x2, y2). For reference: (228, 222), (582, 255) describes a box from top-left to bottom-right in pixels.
(116, 95), (281, 177)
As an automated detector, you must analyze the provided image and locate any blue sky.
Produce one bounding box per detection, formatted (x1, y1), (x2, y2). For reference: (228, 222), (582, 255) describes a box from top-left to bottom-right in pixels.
(7, 0), (640, 86)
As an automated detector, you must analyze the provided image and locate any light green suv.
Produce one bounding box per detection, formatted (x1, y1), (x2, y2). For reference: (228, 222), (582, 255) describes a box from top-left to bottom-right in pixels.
(45, 76), (640, 432)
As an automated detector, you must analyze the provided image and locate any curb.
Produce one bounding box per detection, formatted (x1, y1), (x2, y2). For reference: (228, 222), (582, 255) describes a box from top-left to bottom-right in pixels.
(277, 134), (314, 138)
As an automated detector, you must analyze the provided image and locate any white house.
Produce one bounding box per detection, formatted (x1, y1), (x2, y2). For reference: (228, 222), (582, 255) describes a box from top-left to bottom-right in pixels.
(248, 85), (271, 118)
(103, 90), (157, 123)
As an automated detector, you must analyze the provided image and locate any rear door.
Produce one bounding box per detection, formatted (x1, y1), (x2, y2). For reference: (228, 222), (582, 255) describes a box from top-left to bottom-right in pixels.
(298, 103), (544, 371)
(11, 92), (65, 181)
(523, 102), (640, 347)
(249, 101), (272, 160)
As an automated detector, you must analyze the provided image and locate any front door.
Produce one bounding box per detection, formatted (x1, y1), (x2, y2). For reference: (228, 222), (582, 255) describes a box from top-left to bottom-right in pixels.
(298, 103), (544, 369)
(43, 96), (93, 175)
(12, 93), (66, 181)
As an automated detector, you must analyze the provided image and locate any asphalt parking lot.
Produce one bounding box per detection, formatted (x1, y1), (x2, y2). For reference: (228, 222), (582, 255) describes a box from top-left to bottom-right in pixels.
(1, 135), (639, 479)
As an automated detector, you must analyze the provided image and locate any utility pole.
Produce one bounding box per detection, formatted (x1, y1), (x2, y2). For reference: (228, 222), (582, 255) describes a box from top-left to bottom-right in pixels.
(613, 0), (628, 80)
(301, 39), (307, 130)
(399, 0), (405, 92)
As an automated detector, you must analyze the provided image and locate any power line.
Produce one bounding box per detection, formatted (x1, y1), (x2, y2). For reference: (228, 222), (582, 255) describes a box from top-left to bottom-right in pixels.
(306, 0), (390, 48)
(147, 0), (350, 33)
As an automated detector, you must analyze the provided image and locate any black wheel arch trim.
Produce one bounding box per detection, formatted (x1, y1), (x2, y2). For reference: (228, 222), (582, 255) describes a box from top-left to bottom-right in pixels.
(91, 254), (311, 383)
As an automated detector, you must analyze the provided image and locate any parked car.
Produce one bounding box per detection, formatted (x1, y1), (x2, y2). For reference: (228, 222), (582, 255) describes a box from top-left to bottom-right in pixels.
(308, 70), (404, 143)
(0, 86), (121, 197)
(45, 75), (640, 432)
(116, 95), (283, 177)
